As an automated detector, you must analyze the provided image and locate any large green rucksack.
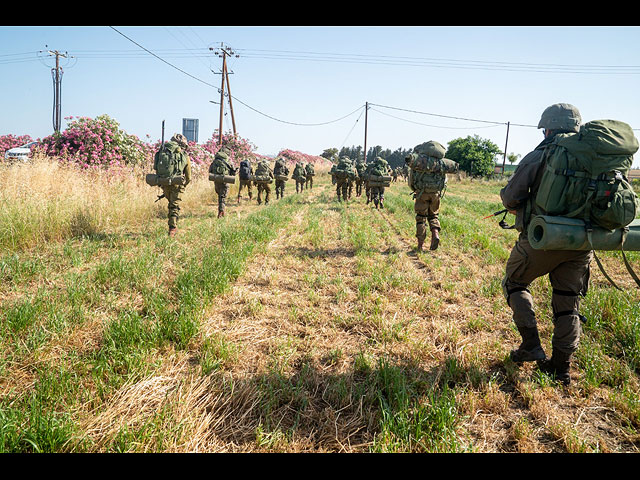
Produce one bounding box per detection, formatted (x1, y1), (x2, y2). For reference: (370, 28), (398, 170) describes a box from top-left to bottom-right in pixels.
(155, 142), (187, 180)
(534, 119), (639, 231)
(406, 141), (459, 195)
(531, 119), (640, 289)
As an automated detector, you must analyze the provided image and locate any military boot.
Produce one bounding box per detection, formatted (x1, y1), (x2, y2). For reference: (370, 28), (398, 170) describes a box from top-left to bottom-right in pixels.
(510, 325), (546, 363)
(429, 229), (440, 250)
(168, 227), (177, 237)
(218, 210), (225, 218)
(537, 349), (572, 386)
(417, 238), (425, 252)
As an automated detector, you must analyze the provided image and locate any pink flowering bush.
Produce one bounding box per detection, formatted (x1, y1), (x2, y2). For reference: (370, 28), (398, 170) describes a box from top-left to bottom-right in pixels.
(278, 149), (330, 166)
(0, 134), (34, 156)
(40, 115), (151, 170)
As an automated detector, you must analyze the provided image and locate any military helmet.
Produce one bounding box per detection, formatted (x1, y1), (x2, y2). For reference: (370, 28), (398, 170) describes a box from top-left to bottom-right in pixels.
(215, 150), (229, 160)
(171, 133), (188, 147)
(537, 103), (581, 132)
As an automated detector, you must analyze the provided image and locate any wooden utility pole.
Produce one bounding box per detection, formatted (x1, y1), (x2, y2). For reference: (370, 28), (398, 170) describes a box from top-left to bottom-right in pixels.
(210, 44), (238, 144)
(48, 50), (68, 133)
(363, 102), (369, 164)
(501, 121), (510, 175)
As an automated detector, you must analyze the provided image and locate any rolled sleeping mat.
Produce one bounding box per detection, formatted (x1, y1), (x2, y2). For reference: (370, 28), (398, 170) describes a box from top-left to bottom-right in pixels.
(275, 174), (289, 181)
(528, 215), (640, 251)
(253, 174), (273, 184)
(208, 173), (236, 184)
(367, 174), (392, 187)
(146, 174), (186, 187)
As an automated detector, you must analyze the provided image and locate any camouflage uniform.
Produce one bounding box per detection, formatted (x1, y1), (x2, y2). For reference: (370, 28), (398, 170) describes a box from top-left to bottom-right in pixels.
(237, 158), (254, 203)
(209, 151), (236, 218)
(333, 157), (355, 202)
(154, 134), (192, 236)
(293, 163), (305, 193)
(355, 160), (366, 197)
(255, 159), (274, 205)
(500, 103), (590, 385)
(369, 157), (392, 209)
(305, 163), (315, 189)
(274, 158), (289, 199)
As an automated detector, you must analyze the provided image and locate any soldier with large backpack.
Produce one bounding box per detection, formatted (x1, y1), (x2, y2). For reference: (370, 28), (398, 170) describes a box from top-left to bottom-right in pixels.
(274, 157), (290, 199)
(406, 141), (459, 251)
(499, 103), (639, 386)
(254, 159), (274, 205)
(332, 156), (356, 202)
(355, 159), (366, 197)
(209, 150), (237, 218)
(237, 156), (254, 203)
(293, 162), (306, 193)
(368, 156), (392, 209)
(151, 133), (192, 236)
(305, 162), (315, 189)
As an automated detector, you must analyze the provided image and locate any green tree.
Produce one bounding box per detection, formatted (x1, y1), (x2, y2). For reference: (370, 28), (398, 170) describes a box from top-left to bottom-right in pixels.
(446, 135), (502, 177)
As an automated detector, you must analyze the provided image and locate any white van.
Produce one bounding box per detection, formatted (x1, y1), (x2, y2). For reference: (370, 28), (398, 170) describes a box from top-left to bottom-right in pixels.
(4, 141), (39, 162)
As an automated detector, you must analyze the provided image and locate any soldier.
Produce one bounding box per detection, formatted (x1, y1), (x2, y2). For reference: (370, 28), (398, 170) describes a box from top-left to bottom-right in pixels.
(305, 162), (315, 189)
(355, 159), (366, 197)
(333, 156), (355, 202)
(293, 162), (306, 193)
(369, 156), (392, 209)
(364, 160), (374, 204)
(209, 150), (236, 218)
(254, 158), (274, 205)
(274, 157), (290, 199)
(237, 156), (254, 203)
(392, 168), (398, 183)
(500, 103), (589, 386)
(153, 133), (192, 236)
(406, 141), (459, 251)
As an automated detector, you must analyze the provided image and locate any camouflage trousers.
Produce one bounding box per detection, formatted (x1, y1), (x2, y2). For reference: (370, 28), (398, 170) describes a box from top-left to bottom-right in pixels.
(336, 179), (349, 201)
(214, 181), (229, 213)
(502, 234), (592, 356)
(275, 179), (286, 198)
(305, 175), (313, 189)
(161, 184), (185, 229)
(355, 178), (364, 197)
(237, 179), (253, 200)
(257, 183), (271, 205)
(414, 191), (441, 240)
(296, 179), (305, 193)
(370, 186), (385, 207)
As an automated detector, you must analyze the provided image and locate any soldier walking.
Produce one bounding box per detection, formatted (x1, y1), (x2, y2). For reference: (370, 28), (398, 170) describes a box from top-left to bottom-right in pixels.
(254, 159), (274, 205)
(274, 157), (289, 199)
(237, 156), (254, 203)
(153, 133), (192, 236)
(500, 103), (590, 386)
(305, 162), (315, 189)
(209, 150), (236, 218)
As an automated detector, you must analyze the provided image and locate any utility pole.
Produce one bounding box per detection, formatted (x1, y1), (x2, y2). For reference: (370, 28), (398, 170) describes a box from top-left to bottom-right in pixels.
(48, 49), (68, 133)
(210, 43), (239, 144)
(363, 102), (369, 164)
(501, 121), (510, 175)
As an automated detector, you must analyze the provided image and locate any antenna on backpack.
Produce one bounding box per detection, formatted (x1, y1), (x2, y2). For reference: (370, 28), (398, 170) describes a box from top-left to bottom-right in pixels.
(161, 120), (165, 149)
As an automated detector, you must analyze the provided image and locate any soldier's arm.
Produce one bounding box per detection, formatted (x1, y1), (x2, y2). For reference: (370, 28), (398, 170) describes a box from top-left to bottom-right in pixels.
(184, 157), (192, 185)
(499, 152), (543, 211)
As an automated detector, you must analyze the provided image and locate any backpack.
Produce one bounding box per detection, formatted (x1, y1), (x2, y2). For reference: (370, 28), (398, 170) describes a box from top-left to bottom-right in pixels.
(239, 160), (252, 180)
(155, 142), (187, 179)
(407, 154), (459, 195)
(534, 120), (639, 231)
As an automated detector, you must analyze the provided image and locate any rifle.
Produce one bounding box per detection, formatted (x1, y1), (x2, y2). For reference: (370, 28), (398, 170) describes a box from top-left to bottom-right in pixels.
(161, 120), (165, 150)
(482, 208), (515, 229)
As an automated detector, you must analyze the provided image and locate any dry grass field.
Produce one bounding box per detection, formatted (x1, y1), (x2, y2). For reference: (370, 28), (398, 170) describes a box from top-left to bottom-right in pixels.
(0, 156), (639, 453)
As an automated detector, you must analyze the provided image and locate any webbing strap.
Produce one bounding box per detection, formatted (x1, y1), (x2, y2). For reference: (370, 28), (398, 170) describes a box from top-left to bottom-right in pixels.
(620, 227), (640, 289)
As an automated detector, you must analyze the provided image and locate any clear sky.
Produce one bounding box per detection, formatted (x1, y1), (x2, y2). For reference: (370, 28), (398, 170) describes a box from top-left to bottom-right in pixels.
(2, 25), (640, 166)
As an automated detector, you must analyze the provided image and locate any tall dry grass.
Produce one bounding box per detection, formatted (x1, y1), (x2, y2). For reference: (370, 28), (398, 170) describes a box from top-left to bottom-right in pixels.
(0, 155), (213, 252)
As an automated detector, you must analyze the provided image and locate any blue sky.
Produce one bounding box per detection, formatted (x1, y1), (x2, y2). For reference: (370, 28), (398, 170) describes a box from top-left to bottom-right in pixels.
(2, 25), (640, 165)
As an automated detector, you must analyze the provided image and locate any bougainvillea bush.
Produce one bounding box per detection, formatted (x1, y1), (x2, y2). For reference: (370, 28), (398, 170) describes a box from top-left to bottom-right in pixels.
(0, 134), (34, 155)
(278, 149), (331, 166)
(39, 115), (153, 170)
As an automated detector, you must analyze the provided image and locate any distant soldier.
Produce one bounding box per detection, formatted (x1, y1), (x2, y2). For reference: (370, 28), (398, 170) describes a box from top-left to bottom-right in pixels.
(153, 133), (192, 236)
(392, 168), (398, 182)
(274, 157), (290, 199)
(254, 159), (274, 205)
(355, 159), (366, 197)
(364, 160), (374, 204)
(305, 162), (315, 189)
(237, 156), (254, 203)
(333, 156), (356, 202)
(369, 156), (392, 209)
(209, 150), (236, 218)
(293, 162), (306, 193)
(406, 141), (459, 251)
